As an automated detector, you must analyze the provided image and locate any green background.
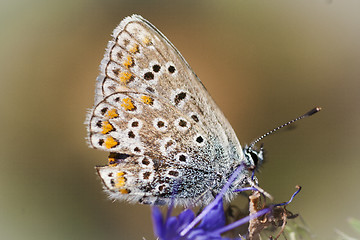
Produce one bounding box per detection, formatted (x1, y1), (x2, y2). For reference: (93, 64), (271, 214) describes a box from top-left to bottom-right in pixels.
(1, 0), (359, 239)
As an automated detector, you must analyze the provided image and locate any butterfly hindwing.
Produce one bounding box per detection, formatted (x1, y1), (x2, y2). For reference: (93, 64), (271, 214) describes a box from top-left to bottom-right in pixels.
(96, 154), (222, 206)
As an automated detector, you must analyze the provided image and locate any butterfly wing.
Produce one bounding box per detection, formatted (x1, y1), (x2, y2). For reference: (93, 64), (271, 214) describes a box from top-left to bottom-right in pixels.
(96, 156), (223, 206)
(86, 15), (247, 205)
(92, 15), (243, 160)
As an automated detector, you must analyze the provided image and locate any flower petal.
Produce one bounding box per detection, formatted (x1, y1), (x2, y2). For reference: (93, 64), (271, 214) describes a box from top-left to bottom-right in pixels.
(152, 206), (165, 238)
(196, 199), (225, 230)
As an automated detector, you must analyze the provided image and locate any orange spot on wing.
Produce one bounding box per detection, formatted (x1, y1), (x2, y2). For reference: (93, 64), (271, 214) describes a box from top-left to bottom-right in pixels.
(105, 109), (118, 119)
(104, 136), (118, 149)
(108, 158), (118, 166)
(123, 56), (133, 68)
(119, 189), (129, 194)
(142, 36), (151, 45)
(140, 95), (154, 105)
(129, 44), (139, 53)
(121, 97), (136, 111)
(116, 176), (126, 187)
(101, 121), (113, 134)
(119, 71), (133, 84)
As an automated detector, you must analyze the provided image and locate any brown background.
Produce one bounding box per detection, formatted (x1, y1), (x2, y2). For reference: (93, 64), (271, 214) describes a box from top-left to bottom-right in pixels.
(1, 0), (359, 239)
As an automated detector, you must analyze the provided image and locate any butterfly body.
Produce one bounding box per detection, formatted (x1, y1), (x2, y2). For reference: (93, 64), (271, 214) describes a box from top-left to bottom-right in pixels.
(86, 15), (260, 206)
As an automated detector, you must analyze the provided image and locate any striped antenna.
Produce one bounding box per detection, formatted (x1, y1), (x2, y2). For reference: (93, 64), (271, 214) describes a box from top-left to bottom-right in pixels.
(248, 107), (321, 150)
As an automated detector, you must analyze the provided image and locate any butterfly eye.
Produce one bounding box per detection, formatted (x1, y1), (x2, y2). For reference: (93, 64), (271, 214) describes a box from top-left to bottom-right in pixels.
(250, 152), (259, 167)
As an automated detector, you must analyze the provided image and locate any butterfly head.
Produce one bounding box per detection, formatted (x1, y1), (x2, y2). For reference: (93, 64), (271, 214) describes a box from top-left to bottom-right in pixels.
(243, 145), (264, 170)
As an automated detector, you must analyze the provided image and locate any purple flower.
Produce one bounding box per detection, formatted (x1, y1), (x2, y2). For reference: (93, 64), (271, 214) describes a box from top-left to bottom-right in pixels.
(151, 165), (302, 239)
(152, 198), (235, 240)
(152, 206), (195, 240)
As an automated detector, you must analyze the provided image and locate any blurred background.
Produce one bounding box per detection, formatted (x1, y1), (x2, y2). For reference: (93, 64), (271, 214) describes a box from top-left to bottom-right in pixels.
(1, 0), (359, 239)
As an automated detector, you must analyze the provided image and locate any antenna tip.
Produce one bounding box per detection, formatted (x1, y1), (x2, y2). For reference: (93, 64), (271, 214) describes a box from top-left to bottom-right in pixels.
(305, 107), (322, 116)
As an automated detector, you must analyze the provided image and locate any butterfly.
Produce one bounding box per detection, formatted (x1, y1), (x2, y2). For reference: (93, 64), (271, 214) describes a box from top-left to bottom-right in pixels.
(86, 14), (267, 206)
